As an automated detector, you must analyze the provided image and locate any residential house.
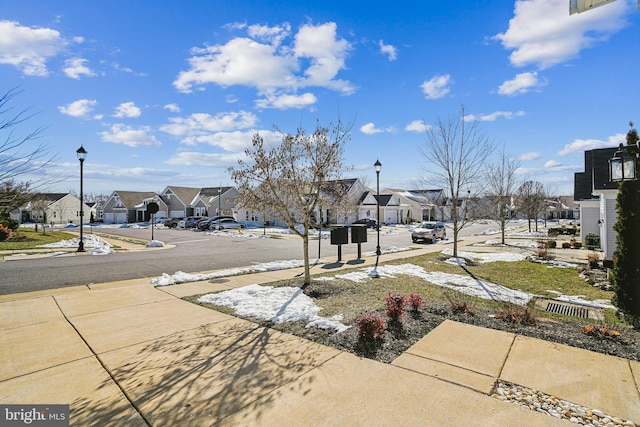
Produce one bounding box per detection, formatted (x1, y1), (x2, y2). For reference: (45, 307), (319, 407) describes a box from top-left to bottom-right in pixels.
(546, 196), (578, 220)
(357, 190), (404, 225)
(134, 196), (169, 222)
(383, 188), (446, 223)
(574, 147), (619, 262)
(201, 187), (238, 217)
(15, 193), (91, 226)
(102, 191), (158, 223)
(160, 186), (208, 218)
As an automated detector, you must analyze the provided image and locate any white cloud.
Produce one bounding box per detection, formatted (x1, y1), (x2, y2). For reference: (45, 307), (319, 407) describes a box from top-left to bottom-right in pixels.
(494, 0), (629, 69)
(360, 123), (383, 135)
(378, 40), (397, 61)
(63, 57), (95, 79)
(165, 151), (246, 167)
(100, 124), (161, 147)
(518, 151), (541, 161)
(163, 103), (180, 113)
(58, 99), (98, 118)
(360, 123), (396, 135)
(464, 111), (525, 122)
(557, 133), (625, 155)
(420, 74), (451, 99)
(255, 92), (317, 109)
(497, 72), (546, 96)
(173, 21), (354, 104)
(247, 23), (291, 47)
(160, 111), (258, 137)
(0, 20), (68, 76)
(405, 120), (431, 132)
(544, 159), (562, 168)
(182, 130), (277, 152)
(113, 102), (142, 118)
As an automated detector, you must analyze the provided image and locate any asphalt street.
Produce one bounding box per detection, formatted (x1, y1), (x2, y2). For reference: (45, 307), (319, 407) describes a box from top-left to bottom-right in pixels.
(0, 220), (520, 295)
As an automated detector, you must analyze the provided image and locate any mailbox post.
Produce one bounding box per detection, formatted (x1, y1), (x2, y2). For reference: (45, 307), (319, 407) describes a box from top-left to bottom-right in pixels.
(351, 224), (367, 259)
(330, 225), (348, 262)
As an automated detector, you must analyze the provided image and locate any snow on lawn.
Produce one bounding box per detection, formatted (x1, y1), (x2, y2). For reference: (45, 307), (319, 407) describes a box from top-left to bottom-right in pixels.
(441, 248), (527, 263)
(197, 284), (350, 333)
(335, 263), (532, 306)
(152, 259), (327, 286)
(39, 234), (113, 255)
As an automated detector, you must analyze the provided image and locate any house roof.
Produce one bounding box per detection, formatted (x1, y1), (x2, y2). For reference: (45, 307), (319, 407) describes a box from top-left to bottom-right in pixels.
(201, 186), (232, 198)
(165, 186), (202, 205)
(112, 191), (157, 208)
(574, 147), (618, 200)
(33, 193), (68, 203)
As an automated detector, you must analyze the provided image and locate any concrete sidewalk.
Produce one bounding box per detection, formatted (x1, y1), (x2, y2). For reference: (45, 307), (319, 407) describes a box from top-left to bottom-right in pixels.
(1, 252), (639, 425)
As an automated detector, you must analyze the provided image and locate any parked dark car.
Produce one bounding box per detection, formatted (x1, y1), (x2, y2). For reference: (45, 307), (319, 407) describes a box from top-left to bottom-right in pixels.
(411, 221), (446, 243)
(182, 216), (207, 229)
(166, 217), (184, 228)
(196, 215), (235, 231)
(352, 218), (380, 229)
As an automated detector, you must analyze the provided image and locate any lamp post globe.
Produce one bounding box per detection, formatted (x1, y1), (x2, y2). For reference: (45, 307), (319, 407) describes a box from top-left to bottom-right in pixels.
(76, 146), (87, 252)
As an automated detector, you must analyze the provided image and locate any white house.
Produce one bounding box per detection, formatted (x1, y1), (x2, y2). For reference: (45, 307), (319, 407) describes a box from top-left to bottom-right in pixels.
(574, 147), (619, 263)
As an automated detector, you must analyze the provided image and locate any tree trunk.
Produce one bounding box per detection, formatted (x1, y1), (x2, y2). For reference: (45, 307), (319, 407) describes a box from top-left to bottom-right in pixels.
(302, 234), (311, 287)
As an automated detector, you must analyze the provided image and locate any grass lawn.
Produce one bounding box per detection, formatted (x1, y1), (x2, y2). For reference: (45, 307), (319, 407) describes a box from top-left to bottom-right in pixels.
(188, 251), (618, 328)
(0, 228), (78, 250)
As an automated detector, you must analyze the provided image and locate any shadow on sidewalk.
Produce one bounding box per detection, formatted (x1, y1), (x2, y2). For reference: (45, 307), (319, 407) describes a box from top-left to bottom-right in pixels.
(100, 320), (334, 425)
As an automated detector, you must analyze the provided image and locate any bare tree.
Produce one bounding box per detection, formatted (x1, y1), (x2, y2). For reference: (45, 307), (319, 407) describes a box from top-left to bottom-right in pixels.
(419, 106), (494, 257)
(0, 88), (58, 217)
(0, 180), (31, 217)
(516, 180), (546, 232)
(486, 149), (521, 244)
(229, 120), (350, 286)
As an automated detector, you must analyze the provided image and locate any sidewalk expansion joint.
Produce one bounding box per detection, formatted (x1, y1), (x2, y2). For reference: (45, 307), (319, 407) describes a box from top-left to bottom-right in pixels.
(51, 295), (152, 427)
(494, 333), (517, 391)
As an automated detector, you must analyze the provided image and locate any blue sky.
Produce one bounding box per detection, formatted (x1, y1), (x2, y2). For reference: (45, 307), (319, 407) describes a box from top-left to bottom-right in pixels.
(2, 0), (638, 196)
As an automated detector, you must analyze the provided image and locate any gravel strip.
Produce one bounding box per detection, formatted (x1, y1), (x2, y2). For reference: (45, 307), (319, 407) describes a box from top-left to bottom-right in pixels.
(492, 381), (637, 426)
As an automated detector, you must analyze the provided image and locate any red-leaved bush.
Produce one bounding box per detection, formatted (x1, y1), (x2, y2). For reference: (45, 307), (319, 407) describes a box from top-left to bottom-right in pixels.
(356, 314), (385, 341)
(384, 292), (406, 321)
(407, 292), (424, 312)
(0, 224), (12, 242)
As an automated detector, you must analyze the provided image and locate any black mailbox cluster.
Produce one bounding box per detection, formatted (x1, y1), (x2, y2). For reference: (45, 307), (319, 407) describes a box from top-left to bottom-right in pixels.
(329, 224), (368, 261)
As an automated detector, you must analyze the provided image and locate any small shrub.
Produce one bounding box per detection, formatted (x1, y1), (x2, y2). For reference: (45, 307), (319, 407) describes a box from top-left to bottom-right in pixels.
(587, 255), (599, 270)
(582, 323), (621, 339)
(0, 224), (12, 242)
(407, 293), (424, 313)
(444, 290), (475, 315)
(495, 305), (536, 325)
(562, 242), (571, 249)
(384, 292), (406, 321)
(356, 314), (385, 341)
(0, 217), (19, 231)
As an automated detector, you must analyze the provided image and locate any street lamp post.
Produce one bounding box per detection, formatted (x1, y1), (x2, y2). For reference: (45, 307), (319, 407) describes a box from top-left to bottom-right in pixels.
(369, 159), (382, 278)
(76, 146), (87, 252)
(218, 186), (222, 215)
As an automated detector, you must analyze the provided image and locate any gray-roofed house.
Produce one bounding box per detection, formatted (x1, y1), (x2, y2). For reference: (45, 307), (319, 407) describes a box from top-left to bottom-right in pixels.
(160, 186), (208, 219)
(102, 191), (158, 224)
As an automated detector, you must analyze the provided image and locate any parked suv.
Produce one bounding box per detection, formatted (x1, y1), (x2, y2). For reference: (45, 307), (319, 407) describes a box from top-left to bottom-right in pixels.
(411, 221), (446, 243)
(166, 217), (184, 228)
(181, 216), (207, 229)
(196, 215), (235, 231)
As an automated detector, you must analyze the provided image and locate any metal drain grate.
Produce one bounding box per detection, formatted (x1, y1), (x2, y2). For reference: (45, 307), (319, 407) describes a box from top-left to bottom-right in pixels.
(534, 298), (604, 321)
(545, 302), (589, 318)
